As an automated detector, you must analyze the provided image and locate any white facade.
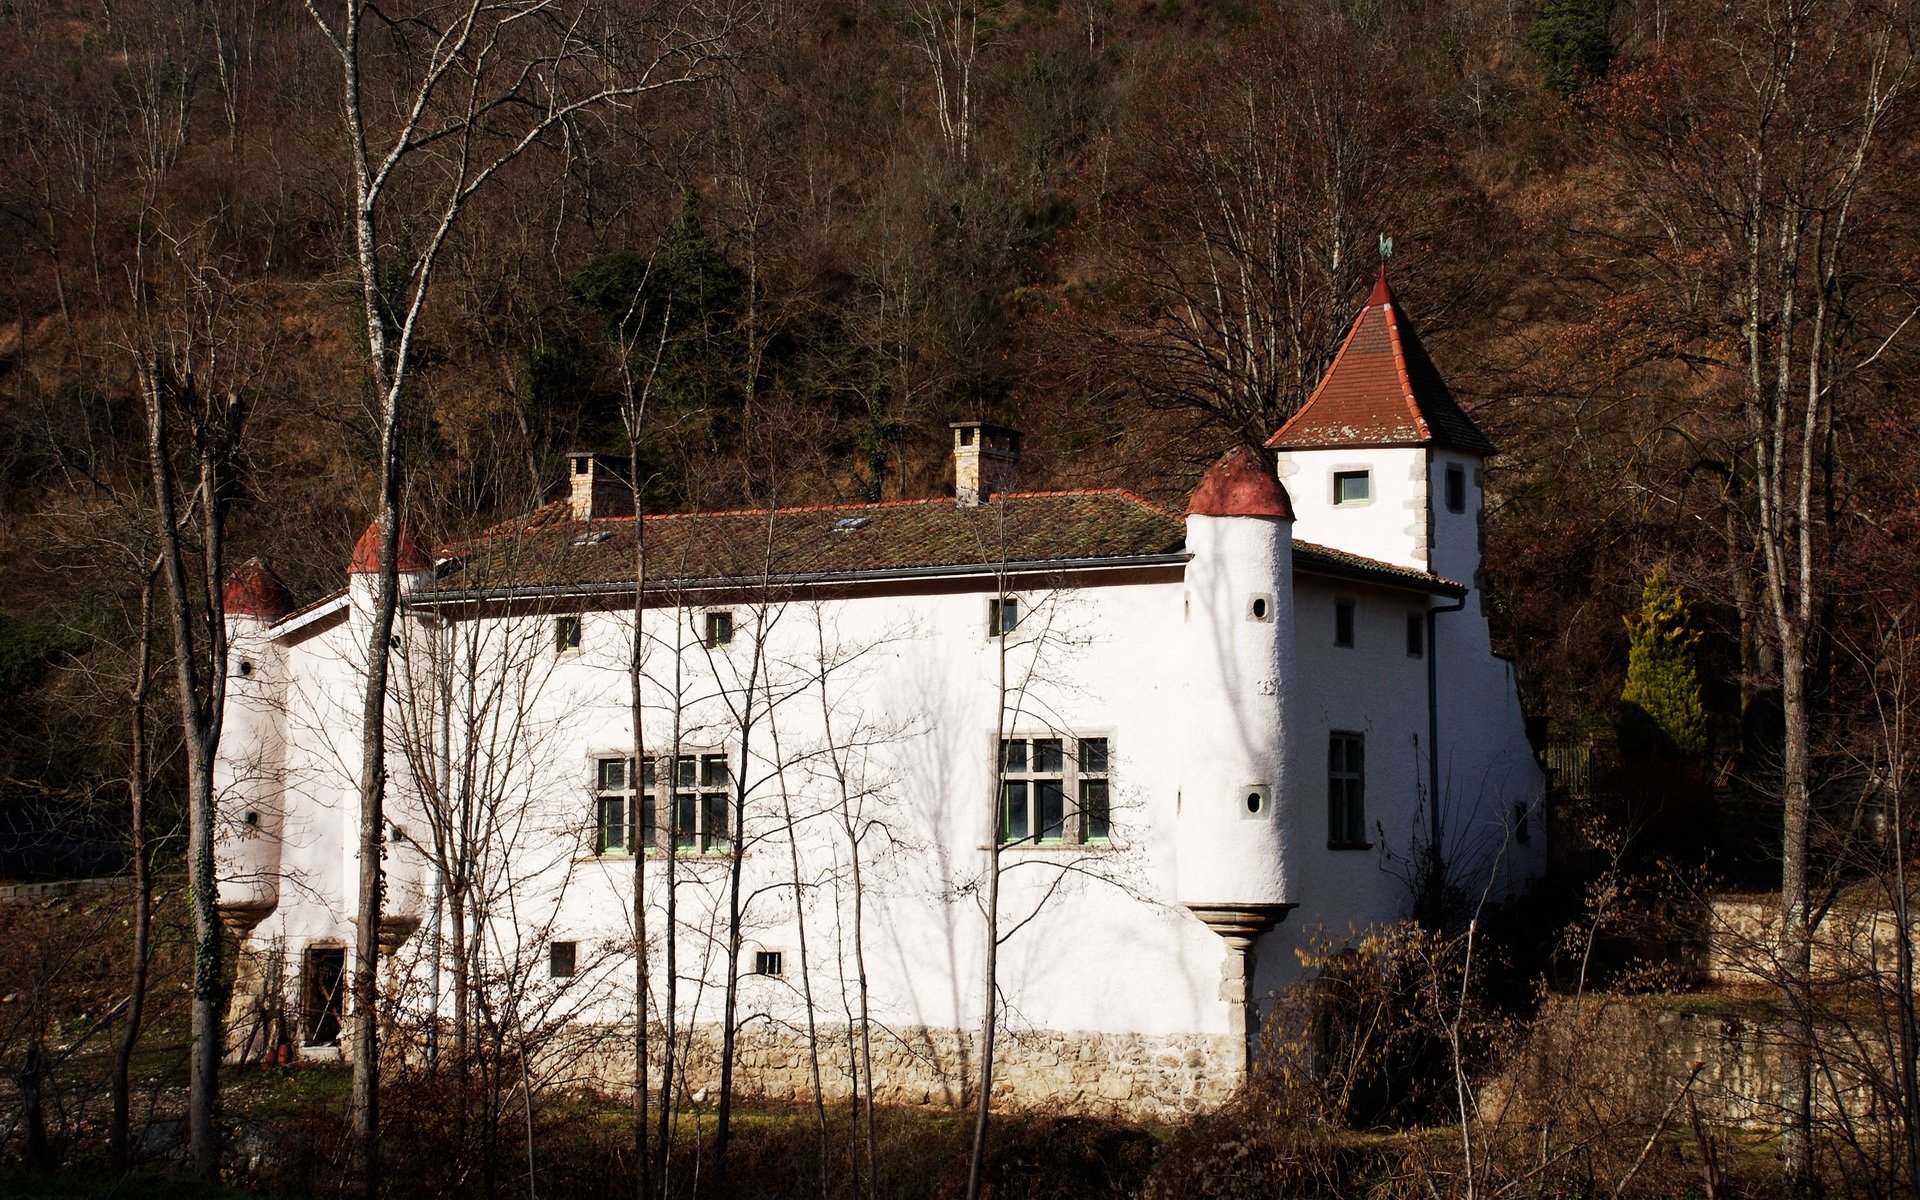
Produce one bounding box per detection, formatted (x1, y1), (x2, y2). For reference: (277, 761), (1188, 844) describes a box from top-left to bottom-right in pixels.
(215, 291), (1546, 1114)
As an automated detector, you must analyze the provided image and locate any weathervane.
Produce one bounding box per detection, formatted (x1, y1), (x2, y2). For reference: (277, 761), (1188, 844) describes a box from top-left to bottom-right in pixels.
(1379, 233), (1394, 261)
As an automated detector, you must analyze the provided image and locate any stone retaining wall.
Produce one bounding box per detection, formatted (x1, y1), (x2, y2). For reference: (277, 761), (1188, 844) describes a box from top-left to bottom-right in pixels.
(1705, 897), (1907, 990)
(1493, 995), (1874, 1131)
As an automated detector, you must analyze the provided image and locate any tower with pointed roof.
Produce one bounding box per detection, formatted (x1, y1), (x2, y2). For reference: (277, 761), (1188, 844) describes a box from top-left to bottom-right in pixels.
(1267, 269), (1494, 599)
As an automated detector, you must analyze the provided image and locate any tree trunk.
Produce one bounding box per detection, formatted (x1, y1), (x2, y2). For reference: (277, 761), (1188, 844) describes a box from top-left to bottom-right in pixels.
(146, 365), (228, 1180)
(110, 566), (158, 1173)
(629, 459), (651, 1200)
(966, 619), (1009, 1200)
(350, 481), (404, 1200)
(1779, 630), (1815, 1190)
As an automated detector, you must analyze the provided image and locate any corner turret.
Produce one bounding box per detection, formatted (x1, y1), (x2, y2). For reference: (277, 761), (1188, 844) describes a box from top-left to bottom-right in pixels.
(215, 558), (293, 933)
(1178, 446), (1299, 1063)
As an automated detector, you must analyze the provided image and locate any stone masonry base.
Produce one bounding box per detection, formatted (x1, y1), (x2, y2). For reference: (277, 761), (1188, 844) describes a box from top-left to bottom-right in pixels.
(567, 1023), (1246, 1121)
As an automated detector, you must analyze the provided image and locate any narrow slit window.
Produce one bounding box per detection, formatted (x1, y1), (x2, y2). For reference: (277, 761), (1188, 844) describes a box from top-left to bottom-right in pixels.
(1079, 737), (1111, 842)
(1407, 613), (1425, 658)
(1335, 600), (1356, 648)
(1328, 731), (1367, 848)
(1445, 463), (1466, 513)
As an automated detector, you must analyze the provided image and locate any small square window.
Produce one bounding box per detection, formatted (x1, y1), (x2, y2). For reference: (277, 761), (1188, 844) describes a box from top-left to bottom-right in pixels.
(1406, 613), (1425, 658)
(1445, 463), (1467, 513)
(555, 615), (582, 654)
(705, 611), (734, 648)
(1335, 600), (1355, 648)
(989, 596), (1019, 636)
(754, 950), (784, 977)
(549, 941), (577, 978)
(1333, 470), (1371, 506)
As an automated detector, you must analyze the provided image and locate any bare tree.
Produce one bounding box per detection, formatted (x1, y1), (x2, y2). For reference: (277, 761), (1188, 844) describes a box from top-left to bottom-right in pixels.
(296, 2), (737, 1187)
(108, 562), (162, 1173)
(1593, 4), (1920, 1185)
(1090, 10), (1483, 450)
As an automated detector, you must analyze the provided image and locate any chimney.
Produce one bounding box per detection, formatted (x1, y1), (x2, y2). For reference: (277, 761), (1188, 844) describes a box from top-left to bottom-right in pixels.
(951, 422), (1021, 507)
(567, 452), (636, 521)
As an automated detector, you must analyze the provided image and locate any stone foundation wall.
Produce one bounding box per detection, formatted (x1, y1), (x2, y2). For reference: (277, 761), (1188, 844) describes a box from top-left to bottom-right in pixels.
(563, 1022), (1245, 1121)
(1493, 995), (1875, 1130)
(1705, 897), (1907, 990)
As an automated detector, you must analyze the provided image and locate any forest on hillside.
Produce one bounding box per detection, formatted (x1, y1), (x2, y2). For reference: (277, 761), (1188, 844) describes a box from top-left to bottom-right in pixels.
(4, 0), (1920, 1196)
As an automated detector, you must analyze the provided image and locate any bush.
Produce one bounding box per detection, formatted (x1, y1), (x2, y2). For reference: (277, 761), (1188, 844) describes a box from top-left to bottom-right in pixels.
(1527, 0), (1617, 99)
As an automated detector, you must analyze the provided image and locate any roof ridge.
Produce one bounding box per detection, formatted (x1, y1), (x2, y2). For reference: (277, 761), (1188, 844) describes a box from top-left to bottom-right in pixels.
(456, 489), (1179, 549)
(1380, 297), (1431, 440)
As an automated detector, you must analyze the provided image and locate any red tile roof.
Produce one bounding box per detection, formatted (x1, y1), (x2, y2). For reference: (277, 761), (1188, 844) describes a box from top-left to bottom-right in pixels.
(1188, 446), (1294, 519)
(414, 488), (1462, 599)
(348, 518), (432, 574)
(223, 557), (295, 618)
(427, 491), (1189, 596)
(1266, 270), (1496, 456)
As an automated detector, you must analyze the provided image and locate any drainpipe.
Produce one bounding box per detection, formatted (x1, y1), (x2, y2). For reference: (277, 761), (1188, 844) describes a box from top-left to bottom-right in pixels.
(1427, 593), (1468, 867)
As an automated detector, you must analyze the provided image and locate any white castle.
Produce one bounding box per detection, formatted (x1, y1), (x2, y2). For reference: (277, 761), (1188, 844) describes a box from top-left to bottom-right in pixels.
(214, 273), (1544, 1114)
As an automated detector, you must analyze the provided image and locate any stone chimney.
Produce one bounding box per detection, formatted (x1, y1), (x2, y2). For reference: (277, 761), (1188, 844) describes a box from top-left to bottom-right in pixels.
(950, 422), (1021, 507)
(567, 452), (636, 521)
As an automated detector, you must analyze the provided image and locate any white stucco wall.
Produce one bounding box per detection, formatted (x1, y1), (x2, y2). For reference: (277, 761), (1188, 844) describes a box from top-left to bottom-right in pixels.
(214, 492), (1544, 1108)
(1277, 445), (1432, 573)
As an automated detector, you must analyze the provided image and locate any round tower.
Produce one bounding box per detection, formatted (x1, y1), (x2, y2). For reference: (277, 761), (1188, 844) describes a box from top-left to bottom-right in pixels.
(1177, 446), (1298, 1057)
(346, 518), (436, 949)
(215, 557), (294, 934)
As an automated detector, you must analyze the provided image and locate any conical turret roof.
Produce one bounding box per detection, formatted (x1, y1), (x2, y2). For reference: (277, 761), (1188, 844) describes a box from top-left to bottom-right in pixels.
(1187, 445), (1294, 519)
(1266, 270), (1496, 456)
(348, 518), (431, 574)
(223, 557), (295, 619)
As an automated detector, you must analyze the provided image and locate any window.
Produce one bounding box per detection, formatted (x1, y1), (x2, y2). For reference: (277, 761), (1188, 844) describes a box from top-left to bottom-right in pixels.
(593, 755), (654, 855)
(1333, 470), (1372, 505)
(555, 615), (582, 654)
(672, 753), (732, 854)
(549, 941), (577, 978)
(1514, 803), (1531, 845)
(1406, 613), (1425, 658)
(754, 950), (784, 977)
(1328, 732), (1367, 848)
(705, 610), (734, 648)
(1000, 735), (1111, 845)
(989, 596), (1019, 637)
(595, 753), (730, 854)
(1248, 593), (1273, 622)
(1335, 599), (1356, 648)
(1445, 463), (1466, 513)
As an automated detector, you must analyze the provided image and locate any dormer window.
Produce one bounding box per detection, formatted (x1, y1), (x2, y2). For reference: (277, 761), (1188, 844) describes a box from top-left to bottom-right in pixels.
(1332, 470), (1372, 506)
